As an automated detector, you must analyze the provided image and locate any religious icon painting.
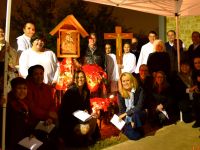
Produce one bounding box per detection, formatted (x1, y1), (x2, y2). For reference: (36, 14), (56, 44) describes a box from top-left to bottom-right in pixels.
(58, 30), (80, 58)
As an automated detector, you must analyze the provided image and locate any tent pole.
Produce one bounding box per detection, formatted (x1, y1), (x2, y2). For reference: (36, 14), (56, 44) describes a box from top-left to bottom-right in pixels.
(1, 0), (12, 150)
(175, 13), (180, 72)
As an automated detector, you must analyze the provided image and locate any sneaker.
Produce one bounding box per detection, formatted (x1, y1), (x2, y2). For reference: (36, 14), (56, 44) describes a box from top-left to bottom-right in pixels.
(192, 121), (200, 128)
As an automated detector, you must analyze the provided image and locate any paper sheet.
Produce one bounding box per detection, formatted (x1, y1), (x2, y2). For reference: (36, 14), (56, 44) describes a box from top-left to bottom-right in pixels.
(110, 114), (126, 130)
(18, 137), (43, 150)
(73, 110), (92, 122)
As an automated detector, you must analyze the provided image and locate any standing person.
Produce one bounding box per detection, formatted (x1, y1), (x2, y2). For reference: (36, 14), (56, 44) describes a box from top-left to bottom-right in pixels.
(80, 33), (105, 70)
(185, 31), (200, 67)
(191, 56), (200, 128)
(147, 39), (171, 78)
(165, 30), (185, 75)
(135, 31), (157, 73)
(75, 33), (106, 97)
(119, 42), (136, 73)
(58, 70), (99, 147)
(16, 22), (35, 55)
(0, 27), (18, 94)
(118, 72), (146, 140)
(130, 37), (140, 63)
(19, 33), (59, 85)
(173, 61), (195, 123)
(105, 43), (119, 93)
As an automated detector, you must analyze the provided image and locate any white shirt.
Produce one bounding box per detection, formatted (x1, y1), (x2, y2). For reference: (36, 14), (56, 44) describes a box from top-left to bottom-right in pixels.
(19, 48), (59, 84)
(135, 42), (154, 73)
(168, 41), (186, 50)
(17, 34), (32, 52)
(122, 52), (136, 73)
(106, 53), (119, 81)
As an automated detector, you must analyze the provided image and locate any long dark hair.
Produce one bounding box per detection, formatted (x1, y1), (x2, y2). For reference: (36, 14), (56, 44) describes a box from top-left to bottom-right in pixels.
(73, 70), (88, 88)
(73, 70), (90, 100)
(153, 71), (168, 93)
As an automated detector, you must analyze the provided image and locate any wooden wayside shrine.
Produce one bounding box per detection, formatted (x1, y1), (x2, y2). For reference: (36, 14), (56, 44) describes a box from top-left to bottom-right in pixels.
(50, 14), (89, 58)
(104, 26), (133, 64)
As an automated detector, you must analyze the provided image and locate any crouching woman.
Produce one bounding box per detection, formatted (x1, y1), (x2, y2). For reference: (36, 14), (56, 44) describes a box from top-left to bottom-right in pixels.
(58, 70), (100, 147)
(118, 72), (146, 140)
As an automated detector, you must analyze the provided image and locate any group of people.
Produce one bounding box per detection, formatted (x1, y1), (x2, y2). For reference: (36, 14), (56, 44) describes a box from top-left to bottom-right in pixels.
(0, 23), (100, 149)
(0, 20), (200, 149)
(103, 30), (200, 140)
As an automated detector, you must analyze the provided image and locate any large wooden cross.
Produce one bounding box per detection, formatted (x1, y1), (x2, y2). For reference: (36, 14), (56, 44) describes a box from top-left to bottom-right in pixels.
(104, 26), (133, 64)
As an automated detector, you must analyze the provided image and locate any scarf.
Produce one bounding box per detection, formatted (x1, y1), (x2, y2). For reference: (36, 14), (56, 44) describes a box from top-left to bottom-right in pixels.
(178, 72), (193, 88)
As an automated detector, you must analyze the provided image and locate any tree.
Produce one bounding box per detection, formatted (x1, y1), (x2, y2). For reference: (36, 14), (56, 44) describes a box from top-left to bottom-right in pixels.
(11, 0), (57, 50)
(11, 0), (129, 53)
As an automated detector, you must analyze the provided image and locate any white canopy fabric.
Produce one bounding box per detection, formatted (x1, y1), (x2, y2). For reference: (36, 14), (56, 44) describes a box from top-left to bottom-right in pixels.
(83, 0), (200, 17)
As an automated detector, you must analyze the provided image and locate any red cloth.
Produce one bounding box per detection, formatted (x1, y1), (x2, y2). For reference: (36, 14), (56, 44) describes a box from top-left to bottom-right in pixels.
(26, 80), (56, 125)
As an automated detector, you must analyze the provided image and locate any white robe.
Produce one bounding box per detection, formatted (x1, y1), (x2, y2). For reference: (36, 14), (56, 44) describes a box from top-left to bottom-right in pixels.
(135, 42), (154, 73)
(106, 53), (119, 93)
(122, 52), (136, 73)
(106, 53), (119, 81)
(19, 48), (59, 84)
(16, 34), (32, 52)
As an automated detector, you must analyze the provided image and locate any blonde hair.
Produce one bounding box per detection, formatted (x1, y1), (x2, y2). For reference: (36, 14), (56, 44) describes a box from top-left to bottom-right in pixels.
(119, 72), (138, 99)
(153, 39), (166, 52)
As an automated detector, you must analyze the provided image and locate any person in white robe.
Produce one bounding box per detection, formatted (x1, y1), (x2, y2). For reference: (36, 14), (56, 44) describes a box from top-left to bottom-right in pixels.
(120, 43), (136, 74)
(16, 22), (35, 55)
(19, 33), (59, 85)
(135, 31), (157, 73)
(105, 43), (119, 93)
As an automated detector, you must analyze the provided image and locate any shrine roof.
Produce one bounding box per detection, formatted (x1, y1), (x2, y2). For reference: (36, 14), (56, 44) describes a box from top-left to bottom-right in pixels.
(50, 14), (89, 37)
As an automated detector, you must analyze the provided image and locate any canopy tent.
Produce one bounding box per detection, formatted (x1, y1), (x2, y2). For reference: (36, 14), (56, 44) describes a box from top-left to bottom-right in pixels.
(83, 0), (200, 17)
(84, 0), (200, 71)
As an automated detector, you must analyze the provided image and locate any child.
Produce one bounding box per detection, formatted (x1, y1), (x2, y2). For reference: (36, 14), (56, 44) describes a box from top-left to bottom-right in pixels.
(119, 42), (136, 73)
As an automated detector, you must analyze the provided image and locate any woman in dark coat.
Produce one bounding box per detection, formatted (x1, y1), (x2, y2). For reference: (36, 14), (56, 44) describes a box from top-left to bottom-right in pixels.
(58, 70), (99, 147)
(118, 72), (146, 140)
(172, 61), (195, 123)
(6, 77), (31, 150)
(147, 39), (171, 79)
(148, 71), (172, 126)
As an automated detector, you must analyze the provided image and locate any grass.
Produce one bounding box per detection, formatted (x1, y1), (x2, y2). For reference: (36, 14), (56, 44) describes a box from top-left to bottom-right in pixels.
(89, 133), (128, 150)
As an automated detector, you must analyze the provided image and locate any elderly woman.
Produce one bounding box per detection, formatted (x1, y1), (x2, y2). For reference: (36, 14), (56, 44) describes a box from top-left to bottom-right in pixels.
(19, 32), (59, 85)
(58, 70), (100, 147)
(147, 39), (171, 78)
(118, 72), (146, 140)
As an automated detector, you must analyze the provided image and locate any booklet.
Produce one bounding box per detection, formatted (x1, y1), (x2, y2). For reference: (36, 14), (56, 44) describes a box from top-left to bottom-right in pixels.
(35, 121), (55, 134)
(110, 114), (126, 130)
(18, 137), (43, 150)
(73, 110), (92, 122)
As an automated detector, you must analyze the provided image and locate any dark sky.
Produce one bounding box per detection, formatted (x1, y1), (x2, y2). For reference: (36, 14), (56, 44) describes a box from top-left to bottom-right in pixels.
(84, 1), (159, 34)
(0, 0), (159, 46)
(1, 0), (159, 33)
